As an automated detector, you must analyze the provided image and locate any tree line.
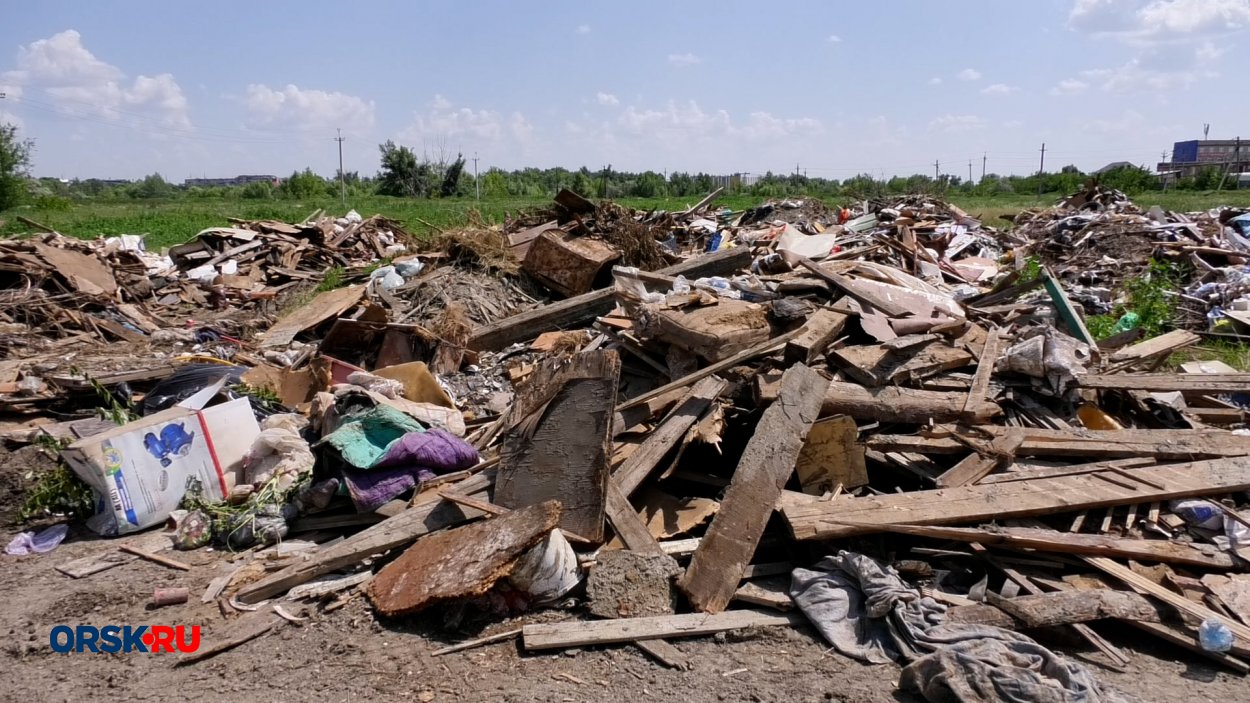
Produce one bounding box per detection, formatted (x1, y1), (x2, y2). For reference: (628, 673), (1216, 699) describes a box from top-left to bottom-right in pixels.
(0, 126), (1238, 211)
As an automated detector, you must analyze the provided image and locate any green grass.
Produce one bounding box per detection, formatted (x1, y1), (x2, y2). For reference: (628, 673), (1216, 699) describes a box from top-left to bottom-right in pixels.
(1169, 341), (1250, 372)
(3, 190), (1250, 252)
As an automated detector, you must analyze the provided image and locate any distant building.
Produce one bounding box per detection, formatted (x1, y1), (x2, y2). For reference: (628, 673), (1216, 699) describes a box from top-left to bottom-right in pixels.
(1157, 139), (1248, 179)
(183, 175), (278, 188)
(1092, 161), (1135, 174)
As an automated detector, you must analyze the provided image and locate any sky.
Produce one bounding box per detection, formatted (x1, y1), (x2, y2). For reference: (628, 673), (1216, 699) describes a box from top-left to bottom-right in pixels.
(2, 0), (1249, 182)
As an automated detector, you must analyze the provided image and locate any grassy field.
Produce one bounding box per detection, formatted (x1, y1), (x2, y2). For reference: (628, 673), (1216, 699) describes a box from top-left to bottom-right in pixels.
(2, 190), (1249, 251)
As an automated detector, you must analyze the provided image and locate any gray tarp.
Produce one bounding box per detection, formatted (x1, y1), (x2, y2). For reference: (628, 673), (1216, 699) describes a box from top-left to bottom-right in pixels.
(791, 551), (1137, 703)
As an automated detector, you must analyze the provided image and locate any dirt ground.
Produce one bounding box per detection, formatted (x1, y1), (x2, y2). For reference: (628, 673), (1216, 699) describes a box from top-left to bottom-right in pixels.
(1, 452), (1246, 703)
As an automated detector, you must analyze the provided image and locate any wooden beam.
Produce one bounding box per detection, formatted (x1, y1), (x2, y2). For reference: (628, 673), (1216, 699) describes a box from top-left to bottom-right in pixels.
(866, 427), (1250, 460)
(522, 610), (806, 650)
(467, 248), (751, 351)
(946, 588), (1164, 629)
(864, 523), (1236, 569)
(613, 376), (727, 497)
(784, 309), (848, 365)
(1077, 373), (1250, 393)
(604, 482), (664, 555)
(934, 431), (1023, 488)
(679, 363), (825, 613)
(820, 382), (1000, 424)
(781, 456), (1250, 540)
(961, 327), (1001, 420)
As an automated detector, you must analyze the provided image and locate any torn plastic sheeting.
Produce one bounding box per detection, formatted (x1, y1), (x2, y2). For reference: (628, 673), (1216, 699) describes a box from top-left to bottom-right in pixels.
(776, 224), (838, 261)
(243, 416), (315, 492)
(997, 328), (1089, 395)
(5, 524), (69, 555)
(509, 529), (582, 605)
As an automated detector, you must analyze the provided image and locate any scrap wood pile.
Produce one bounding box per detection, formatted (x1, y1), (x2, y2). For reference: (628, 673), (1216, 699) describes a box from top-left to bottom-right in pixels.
(9, 188), (1250, 701)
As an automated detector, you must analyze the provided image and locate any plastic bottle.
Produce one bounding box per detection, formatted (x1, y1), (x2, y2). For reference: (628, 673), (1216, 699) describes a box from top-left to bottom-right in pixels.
(1199, 618), (1234, 652)
(1111, 312), (1140, 334)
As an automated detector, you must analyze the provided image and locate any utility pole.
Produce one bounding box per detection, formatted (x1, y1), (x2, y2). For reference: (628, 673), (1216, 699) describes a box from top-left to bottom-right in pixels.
(934, 159), (940, 180)
(472, 152), (480, 201)
(981, 152), (987, 181)
(1037, 142), (1046, 196)
(968, 160), (972, 184)
(334, 128), (346, 205)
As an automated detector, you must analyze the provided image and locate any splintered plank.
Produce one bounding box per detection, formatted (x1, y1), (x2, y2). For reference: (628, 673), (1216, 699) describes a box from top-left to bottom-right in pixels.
(679, 363), (825, 613)
(1085, 556), (1250, 643)
(961, 327), (1001, 420)
(497, 351), (620, 541)
(1108, 330), (1200, 365)
(865, 523), (1236, 569)
(522, 610), (805, 650)
(866, 427), (1250, 460)
(820, 382), (1000, 424)
(236, 473), (492, 603)
(781, 456), (1250, 541)
(468, 247), (751, 351)
(367, 501), (561, 617)
(830, 342), (973, 387)
(612, 376), (727, 497)
(784, 309), (848, 365)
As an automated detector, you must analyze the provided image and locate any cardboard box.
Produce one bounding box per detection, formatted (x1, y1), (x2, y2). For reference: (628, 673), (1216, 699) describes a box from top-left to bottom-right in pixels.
(62, 397), (259, 536)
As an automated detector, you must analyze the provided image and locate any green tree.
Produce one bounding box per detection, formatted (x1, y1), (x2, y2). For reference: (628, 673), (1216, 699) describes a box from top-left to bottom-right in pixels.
(0, 122), (32, 211)
(132, 173), (175, 199)
(240, 180), (273, 200)
(440, 154), (465, 197)
(280, 169), (325, 199)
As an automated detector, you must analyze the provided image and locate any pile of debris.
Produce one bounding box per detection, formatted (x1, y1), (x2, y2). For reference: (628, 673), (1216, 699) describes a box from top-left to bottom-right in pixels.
(8, 187), (1250, 701)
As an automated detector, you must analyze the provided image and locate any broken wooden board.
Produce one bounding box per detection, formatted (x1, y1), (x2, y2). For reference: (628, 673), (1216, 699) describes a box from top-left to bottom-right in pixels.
(367, 501), (560, 617)
(612, 376), (727, 497)
(631, 488), (719, 541)
(795, 415), (867, 494)
(261, 285), (362, 347)
(522, 609), (806, 650)
(508, 219), (558, 259)
(32, 243), (118, 297)
(1108, 329), (1200, 365)
(236, 473), (492, 603)
(781, 456), (1250, 541)
(797, 259), (910, 318)
(783, 309), (849, 365)
(1201, 574), (1250, 626)
(175, 612), (282, 666)
(934, 431), (1023, 488)
(497, 351), (619, 542)
(55, 530), (172, 578)
(961, 327), (1001, 420)
(864, 523), (1236, 569)
(468, 247), (751, 351)
(830, 341), (973, 387)
(866, 427), (1250, 460)
(604, 482), (664, 555)
(819, 382), (1000, 424)
(679, 363), (825, 613)
(1077, 373), (1250, 393)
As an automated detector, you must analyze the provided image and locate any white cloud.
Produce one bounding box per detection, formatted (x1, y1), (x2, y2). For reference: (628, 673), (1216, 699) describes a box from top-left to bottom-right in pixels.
(399, 95), (534, 149)
(1069, 0), (1250, 41)
(244, 84), (375, 135)
(667, 53), (703, 67)
(575, 24), (591, 35)
(1081, 54), (1214, 91)
(1002, 120), (1025, 129)
(1, 29), (190, 129)
(957, 68), (982, 81)
(980, 83), (1019, 95)
(595, 92), (619, 106)
(928, 77), (943, 85)
(928, 114), (986, 133)
(0, 110), (24, 130)
(611, 100), (821, 144)
(1050, 78), (1090, 95)
(827, 34), (842, 43)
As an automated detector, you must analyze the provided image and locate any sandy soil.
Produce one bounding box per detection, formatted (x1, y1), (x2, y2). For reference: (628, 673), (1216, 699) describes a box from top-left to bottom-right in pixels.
(1, 448), (1245, 703)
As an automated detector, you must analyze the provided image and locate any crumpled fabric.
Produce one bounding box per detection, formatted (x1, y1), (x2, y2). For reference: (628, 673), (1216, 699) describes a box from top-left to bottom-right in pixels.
(791, 551), (1135, 703)
(338, 428), (479, 512)
(318, 404), (425, 469)
(5, 524), (69, 555)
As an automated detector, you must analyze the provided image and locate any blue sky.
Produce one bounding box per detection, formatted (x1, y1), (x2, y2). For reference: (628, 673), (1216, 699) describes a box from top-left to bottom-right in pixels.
(2, 0), (1249, 181)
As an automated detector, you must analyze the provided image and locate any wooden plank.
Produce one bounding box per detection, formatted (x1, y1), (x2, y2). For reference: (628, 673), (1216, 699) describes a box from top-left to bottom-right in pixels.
(175, 613), (282, 666)
(634, 638), (690, 670)
(604, 482), (664, 555)
(781, 456), (1250, 541)
(934, 431), (1023, 488)
(261, 285), (362, 347)
(961, 327), (1001, 420)
(866, 427), (1250, 460)
(979, 457), (1156, 485)
(616, 326), (805, 413)
(865, 523), (1236, 569)
(468, 247), (752, 351)
(797, 259), (910, 317)
(1085, 556), (1250, 643)
(1109, 329), (1200, 364)
(1127, 620), (1250, 674)
(1078, 373), (1250, 393)
(497, 351), (619, 541)
(522, 610), (806, 650)
(613, 376), (727, 497)
(820, 382), (999, 424)
(784, 309), (849, 365)
(830, 342), (972, 387)
(679, 364), (825, 612)
(795, 415), (867, 494)
(236, 473), (492, 603)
